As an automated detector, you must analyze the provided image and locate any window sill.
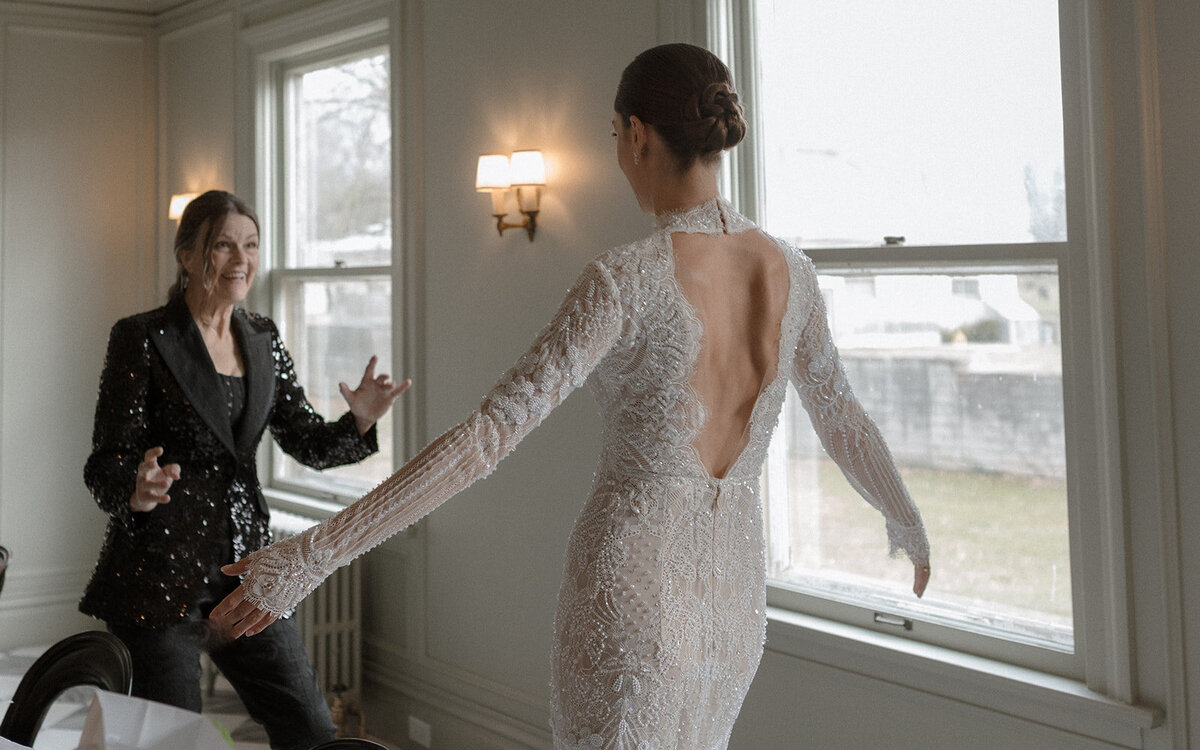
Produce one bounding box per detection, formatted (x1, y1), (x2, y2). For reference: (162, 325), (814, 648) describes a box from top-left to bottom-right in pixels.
(263, 486), (420, 542)
(765, 607), (1161, 747)
(263, 486), (347, 521)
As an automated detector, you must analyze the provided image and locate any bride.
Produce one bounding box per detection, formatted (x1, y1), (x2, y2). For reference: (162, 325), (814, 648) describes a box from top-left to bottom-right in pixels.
(213, 42), (931, 750)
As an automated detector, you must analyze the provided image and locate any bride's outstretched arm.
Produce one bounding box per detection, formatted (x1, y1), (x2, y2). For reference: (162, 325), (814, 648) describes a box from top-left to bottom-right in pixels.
(788, 257), (930, 593)
(213, 260), (624, 636)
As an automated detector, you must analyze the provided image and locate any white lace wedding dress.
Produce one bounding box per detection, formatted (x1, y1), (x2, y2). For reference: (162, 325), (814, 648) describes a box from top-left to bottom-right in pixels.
(236, 198), (929, 750)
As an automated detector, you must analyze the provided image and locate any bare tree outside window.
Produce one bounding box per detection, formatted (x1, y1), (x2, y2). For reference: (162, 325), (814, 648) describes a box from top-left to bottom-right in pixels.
(288, 53), (392, 269)
(275, 49), (397, 495)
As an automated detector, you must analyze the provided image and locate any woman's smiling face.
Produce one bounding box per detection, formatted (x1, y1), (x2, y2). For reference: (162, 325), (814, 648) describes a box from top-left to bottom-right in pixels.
(184, 212), (260, 306)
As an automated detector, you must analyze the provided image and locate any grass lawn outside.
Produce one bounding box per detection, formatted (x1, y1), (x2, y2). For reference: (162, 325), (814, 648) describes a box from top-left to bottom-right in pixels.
(766, 455), (1072, 641)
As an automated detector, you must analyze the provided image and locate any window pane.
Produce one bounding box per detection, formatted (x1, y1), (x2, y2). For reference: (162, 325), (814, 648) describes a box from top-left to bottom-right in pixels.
(286, 51), (391, 267)
(274, 277), (394, 494)
(753, 0), (1065, 247)
(763, 269), (1072, 650)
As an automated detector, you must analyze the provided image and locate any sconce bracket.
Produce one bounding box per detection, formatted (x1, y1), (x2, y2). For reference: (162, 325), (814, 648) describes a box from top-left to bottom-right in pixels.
(494, 211), (538, 242)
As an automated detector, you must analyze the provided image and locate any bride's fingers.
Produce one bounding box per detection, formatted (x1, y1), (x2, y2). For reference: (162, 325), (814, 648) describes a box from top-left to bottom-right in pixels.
(234, 609), (277, 639)
(209, 587), (244, 622)
(225, 604), (263, 639)
(209, 586), (264, 632)
(221, 560), (250, 577)
(245, 612), (279, 638)
(912, 563), (931, 598)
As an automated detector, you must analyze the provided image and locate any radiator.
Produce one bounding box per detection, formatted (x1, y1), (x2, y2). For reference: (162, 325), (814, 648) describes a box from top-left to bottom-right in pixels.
(271, 510), (363, 702)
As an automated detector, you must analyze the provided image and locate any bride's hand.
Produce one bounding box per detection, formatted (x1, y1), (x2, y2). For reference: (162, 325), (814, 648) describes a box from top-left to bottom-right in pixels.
(211, 559), (279, 638)
(913, 562), (931, 598)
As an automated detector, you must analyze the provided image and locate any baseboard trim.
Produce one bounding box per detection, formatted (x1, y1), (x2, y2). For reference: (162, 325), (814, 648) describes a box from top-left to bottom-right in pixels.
(364, 656), (552, 750)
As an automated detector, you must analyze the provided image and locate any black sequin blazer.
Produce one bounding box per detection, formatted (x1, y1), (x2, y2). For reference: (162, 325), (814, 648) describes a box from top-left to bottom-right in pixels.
(80, 296), (377, 629)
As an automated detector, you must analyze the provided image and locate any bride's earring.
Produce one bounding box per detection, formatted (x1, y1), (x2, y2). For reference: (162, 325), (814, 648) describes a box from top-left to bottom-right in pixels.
(633, 149), (641, 166)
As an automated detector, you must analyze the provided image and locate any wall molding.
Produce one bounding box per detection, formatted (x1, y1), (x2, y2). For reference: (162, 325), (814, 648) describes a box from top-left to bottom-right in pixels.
(0, 567), (92, 610)
(236, 0), (390, 51)
(0, 0), (195, 16)
(0, 1), (157, 27)
(365, 652), (552, 750)
(0, 3), (156, 652)
(365, 635), (549, 732)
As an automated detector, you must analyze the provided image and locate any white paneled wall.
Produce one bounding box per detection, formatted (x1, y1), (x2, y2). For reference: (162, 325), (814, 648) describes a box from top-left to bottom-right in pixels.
(0, 11), (155, 643)
(156, 10), (236, 293)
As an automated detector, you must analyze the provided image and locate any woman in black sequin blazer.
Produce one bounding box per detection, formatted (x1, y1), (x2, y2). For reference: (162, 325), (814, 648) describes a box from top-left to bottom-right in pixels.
(80, 190), (409, 750)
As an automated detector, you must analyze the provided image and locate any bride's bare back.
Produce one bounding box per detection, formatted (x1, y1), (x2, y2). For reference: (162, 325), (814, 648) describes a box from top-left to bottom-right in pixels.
(671, 228), (790, 478)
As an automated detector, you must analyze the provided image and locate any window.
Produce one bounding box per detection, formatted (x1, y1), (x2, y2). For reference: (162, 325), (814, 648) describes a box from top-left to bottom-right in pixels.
(950, 277), (981, 300)
(719, 0), (1112, 676)
(257, 28), (401, 500)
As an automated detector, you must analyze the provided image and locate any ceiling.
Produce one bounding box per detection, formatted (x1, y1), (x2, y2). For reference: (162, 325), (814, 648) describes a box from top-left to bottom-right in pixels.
(16, 0), (199, 15)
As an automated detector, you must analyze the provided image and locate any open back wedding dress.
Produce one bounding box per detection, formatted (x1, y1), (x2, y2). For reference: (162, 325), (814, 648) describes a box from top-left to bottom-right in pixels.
(235, 197), (929, 750)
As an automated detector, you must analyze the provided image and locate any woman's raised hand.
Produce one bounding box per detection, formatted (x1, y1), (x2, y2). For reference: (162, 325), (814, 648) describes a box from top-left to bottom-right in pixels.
(130, 446), (181, 512)
(339, 355), (412, 435)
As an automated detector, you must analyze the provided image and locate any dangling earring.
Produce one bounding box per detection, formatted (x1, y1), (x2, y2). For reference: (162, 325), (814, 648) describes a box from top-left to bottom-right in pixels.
(633, 149), (641, 166)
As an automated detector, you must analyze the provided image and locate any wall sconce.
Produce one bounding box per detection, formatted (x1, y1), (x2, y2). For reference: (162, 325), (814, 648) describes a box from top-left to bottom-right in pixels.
(475, 150), (545, 241)
(168, 192), (199, 221)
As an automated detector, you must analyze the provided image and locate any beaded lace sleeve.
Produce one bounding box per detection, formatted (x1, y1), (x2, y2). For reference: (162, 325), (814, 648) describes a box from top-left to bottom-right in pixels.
(234, 259), (625, 616)
(790, 268), (930, 565)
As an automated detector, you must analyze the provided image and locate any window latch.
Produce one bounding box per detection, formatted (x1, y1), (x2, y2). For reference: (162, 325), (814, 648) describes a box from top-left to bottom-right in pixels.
(873, 612), (913, 630)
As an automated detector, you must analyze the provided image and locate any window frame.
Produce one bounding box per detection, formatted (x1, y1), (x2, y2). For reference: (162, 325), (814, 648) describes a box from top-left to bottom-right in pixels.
(710, 0), (1130, 694)
(271, 38), (394, 500)
(240, 1), (418, 513)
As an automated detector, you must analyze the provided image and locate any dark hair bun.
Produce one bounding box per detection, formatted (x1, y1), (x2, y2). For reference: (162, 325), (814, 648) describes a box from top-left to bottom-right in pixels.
(614, 43), (747, 170)
(692, 82), (746, 152)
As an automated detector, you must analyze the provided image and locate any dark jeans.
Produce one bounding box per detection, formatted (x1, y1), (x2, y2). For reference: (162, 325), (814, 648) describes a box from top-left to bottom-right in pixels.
(108, 585), (336, 750)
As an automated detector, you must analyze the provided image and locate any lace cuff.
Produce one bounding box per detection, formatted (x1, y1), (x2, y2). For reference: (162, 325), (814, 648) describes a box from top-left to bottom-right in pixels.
(886, 518), (930, 566)
(237, 529), (334, 617)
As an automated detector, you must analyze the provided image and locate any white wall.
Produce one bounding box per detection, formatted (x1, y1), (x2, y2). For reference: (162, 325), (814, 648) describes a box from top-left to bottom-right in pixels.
(406, 0), (651, 695)
(0, 1), (1196, 748)
(0, 5), (155, 643)
(156, 9), (237, 292)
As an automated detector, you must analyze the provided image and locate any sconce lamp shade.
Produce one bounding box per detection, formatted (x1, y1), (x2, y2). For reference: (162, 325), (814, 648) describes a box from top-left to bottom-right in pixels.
(475, 154), (512, 191)
(168, 192), (200, 221)
(476, 149), (545, 240)
(509, 150), (546, 186)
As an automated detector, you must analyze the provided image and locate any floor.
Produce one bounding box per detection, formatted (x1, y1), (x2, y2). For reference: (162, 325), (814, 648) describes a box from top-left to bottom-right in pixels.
(0, 644), (270, 750)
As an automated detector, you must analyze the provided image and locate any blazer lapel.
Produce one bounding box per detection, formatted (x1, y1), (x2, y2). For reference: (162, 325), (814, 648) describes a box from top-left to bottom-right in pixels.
(151, 298), (238, 456)
(233, 310), (274, 455)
